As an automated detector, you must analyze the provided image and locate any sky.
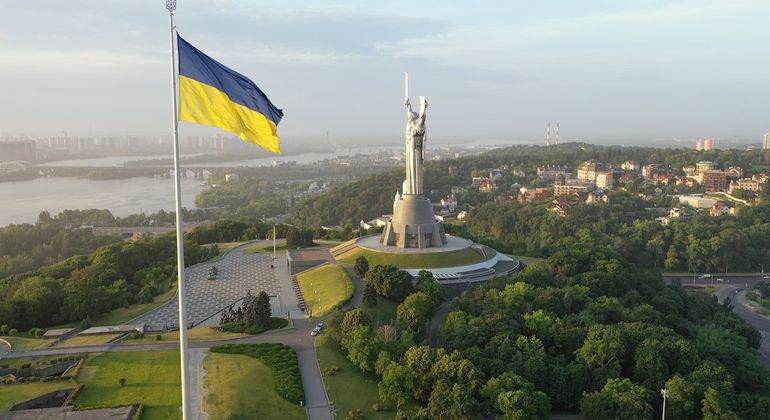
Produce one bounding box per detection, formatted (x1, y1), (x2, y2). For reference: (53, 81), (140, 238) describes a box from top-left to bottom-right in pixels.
(0, 0), (769, 147)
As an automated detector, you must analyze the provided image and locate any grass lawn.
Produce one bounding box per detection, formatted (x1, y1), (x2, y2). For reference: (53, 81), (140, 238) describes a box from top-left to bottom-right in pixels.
(2, 336), (54, 350)
(0, 354), (84, 370)
(94, 286), (177, 326)
(363, 298), (399, 327)
(76, 351), (181, 419)
(243, 242), (291, 254)
(337, 247), (484, 269)
(507, 254), (547, 266)
(296, 264), (354, 318)
(316, 334), (403, 419)
(57, 334), (123, 347)
(122, 327), (247, 344)
(243, 242), (331, 254)
(204, 352), (305, 420)
(50, 286), (178, 330)
(216, 241), (250, 253)
(683, 286), (716, 299)
(0, 382), (74, 411)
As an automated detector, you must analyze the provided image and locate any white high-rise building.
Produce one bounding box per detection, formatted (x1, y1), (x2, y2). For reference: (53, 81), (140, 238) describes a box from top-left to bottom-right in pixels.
(763, 132), (770, 150)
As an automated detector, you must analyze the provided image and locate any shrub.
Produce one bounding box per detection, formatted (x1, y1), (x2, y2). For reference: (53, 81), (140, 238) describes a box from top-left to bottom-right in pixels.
(155, 334), (162, 341)
(8, 329), (18, 336)
(0, 324), (9, 335)
(221, 318), (288, 335)
(372, 403), (387, 412)
(211, 343), (305, 405)
(323, 366), (340, 376)
(129, 332), (144, 339)
(346, 409), (365, 420)
(119, 377), (126, 386)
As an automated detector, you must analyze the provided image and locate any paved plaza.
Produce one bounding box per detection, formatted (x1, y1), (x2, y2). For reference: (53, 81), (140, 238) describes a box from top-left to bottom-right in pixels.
(130, 242), (281, 329)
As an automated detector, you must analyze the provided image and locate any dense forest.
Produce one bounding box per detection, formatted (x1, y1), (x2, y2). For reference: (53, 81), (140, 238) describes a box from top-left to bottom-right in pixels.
(329, 248), (770, 419)
(0, 232), (210, 331)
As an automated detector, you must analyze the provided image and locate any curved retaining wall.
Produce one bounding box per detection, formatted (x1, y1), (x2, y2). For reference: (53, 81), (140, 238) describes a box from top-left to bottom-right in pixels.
(403, 247), (511, 277)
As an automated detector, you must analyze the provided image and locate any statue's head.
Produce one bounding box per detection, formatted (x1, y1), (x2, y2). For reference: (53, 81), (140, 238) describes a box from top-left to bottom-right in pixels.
(409, 111), (419, 120)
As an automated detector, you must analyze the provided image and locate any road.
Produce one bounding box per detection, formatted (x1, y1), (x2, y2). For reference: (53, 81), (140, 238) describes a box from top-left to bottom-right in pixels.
(664, 274), (770, 370)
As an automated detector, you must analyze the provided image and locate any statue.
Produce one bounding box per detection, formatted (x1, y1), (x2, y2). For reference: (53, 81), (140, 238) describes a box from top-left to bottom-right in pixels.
(381, 73), (446, 248)
(402, 73), (427, 196)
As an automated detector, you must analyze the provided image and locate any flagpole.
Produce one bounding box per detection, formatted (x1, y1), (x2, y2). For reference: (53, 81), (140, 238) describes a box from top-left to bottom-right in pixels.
(166, 1), (192, 418)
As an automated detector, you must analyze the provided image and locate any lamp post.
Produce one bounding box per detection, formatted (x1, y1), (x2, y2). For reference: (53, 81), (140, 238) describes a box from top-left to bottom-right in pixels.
(661, 388), (668, 420)
(760, 264), (764, 274)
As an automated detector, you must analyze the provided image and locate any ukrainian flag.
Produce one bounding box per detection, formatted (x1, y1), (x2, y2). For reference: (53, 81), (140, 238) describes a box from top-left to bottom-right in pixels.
(177, 35), (283, 153)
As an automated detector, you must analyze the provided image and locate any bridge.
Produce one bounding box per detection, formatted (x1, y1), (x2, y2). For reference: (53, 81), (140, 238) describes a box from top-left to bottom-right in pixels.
(0, 160), (33, 174)
(91, 223), (206, 239)
(33, 165), (215, 179)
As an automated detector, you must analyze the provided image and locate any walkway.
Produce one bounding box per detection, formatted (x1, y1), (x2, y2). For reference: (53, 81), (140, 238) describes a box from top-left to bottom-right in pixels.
(131, 242), (280, 329)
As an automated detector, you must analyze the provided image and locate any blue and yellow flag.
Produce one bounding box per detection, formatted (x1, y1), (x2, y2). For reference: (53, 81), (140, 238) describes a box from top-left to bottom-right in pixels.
(177, 35), (283, 153)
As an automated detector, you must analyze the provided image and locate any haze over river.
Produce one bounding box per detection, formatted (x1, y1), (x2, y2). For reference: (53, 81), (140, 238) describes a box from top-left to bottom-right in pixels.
(0, 176), (206, 227)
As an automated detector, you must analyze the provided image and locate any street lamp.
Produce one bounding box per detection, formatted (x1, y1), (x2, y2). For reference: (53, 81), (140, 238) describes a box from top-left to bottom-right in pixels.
(760, 264), (764, 274)
(661, 388), (668, 420)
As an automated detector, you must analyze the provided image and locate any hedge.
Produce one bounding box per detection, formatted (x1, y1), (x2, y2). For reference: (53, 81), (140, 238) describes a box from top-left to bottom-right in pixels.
(210, 343), (305, 405)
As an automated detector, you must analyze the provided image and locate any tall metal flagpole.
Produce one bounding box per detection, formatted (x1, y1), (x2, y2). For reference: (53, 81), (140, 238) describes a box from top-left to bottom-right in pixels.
(166, 1), (192, 418)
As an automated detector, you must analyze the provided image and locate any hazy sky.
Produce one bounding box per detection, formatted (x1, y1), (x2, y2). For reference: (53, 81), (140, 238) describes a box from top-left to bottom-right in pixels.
(1, 0), (768, 146)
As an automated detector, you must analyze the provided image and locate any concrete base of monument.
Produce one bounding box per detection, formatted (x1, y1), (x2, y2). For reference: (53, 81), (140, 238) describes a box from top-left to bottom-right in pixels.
(338, 234), (524, 283)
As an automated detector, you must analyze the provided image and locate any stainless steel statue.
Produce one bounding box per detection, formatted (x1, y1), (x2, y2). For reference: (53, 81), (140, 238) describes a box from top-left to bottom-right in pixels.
(403, 88), (427, 195)
(381, 73), (447, 249)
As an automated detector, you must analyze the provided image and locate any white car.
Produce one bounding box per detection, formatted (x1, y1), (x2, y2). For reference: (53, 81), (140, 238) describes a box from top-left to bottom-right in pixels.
(762, 275), (770, 279)
(716, 278), (724, 282)
(310, 326), (321, 336)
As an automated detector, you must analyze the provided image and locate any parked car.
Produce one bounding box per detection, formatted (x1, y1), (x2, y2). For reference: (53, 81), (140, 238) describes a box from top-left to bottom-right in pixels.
(310, 327), (321, 336)
(716, 278), (724, 282)
(762, 275), (770, 279)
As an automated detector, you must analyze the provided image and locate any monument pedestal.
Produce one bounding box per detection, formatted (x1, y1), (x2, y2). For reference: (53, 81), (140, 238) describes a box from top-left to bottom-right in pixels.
(381, 194), (447, 248)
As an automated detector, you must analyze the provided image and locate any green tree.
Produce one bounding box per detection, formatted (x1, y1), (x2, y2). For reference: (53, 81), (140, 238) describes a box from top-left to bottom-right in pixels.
(576, 324), (625, 373)
(245, 291), (271, 326)
(397, 292), (435, 336)
(428, 380), (476, 420)
(379, 362), (420, 409)
(497, 389), (550, 420)
(362, 281), (378, 307)
(581, 378), (653, 420)
(702, 387), (739, 420)
(340, 309), (371, 349)
(353, 256), (369, 278)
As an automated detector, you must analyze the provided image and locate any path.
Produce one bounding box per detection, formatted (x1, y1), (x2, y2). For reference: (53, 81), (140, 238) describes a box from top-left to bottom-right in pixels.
(188, 348), (208, 420)
(429, 301), (452, 348)
(340, 264), (363, 309)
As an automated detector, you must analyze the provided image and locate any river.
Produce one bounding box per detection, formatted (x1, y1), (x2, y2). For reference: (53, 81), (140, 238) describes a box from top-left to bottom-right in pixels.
(0, 176), (206, 226)
(0, 142), (515, 226)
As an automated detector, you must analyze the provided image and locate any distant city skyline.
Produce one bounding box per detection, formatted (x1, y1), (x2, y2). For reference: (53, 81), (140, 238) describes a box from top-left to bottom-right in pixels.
(1, 0), (769, 146)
